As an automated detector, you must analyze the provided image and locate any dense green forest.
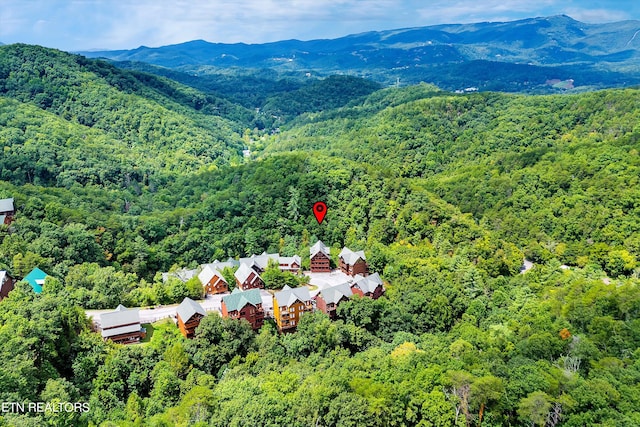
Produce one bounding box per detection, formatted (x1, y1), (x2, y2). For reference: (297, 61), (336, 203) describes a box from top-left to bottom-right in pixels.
(116, 61), (383, 120)
(1, 45), (640, 426)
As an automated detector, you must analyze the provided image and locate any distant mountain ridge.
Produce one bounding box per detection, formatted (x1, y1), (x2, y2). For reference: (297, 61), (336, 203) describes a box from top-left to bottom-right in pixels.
(79, 15), (640, 91)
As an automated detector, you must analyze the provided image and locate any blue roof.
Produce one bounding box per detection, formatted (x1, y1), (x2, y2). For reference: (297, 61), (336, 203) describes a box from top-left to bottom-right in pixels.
(24, 267), (48, 294)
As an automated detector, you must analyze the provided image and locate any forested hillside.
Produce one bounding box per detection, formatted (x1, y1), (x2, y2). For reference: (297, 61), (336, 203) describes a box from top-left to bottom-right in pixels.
(0, 44), (248, 186)
(1, 45), (639, 426)
(116, 61), (383, 124)
(270, 87), (640, 276)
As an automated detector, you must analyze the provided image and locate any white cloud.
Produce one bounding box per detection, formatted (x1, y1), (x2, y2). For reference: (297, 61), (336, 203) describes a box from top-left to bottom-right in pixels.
(564, 8), (630, 23)
(0, 0), (638, 50)
(89, 0), (402, 48)
(416, 0), (559, 24)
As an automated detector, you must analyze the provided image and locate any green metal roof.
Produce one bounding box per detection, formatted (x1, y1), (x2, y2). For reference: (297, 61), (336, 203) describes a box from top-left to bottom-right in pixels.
(24, 267), (48, 294)
(222, 288), (262, 312)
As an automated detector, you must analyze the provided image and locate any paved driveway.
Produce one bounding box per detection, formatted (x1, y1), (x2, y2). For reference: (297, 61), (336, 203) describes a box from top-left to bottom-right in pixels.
(304, 270), (353, 297)
(86, 289), (276, 325)
(86, 270), (356, 326)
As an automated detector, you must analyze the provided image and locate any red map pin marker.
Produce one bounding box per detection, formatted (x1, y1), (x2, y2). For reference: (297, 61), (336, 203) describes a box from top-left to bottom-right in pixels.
(313, 201), (327, 224)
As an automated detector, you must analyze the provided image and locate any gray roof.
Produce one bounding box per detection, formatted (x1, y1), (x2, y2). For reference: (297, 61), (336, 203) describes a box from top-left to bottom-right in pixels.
(279, 255), (301, 268)
(202, 259), (239, 271)
(0, 198), (13, 213)
(352, 273), (383, 294)
(239, 252), (279, 271)
(226, 257), (241, 265)
(239, 252), (301, 271)
(235, 263), (262, 285)
(367, 272), (382, 285)
(100, 305), (140, 330)
(101, 323), (141, 338)
(198, 263), (229, 286)
(222, 288), (263, 312)
(176, 297), (206, 322)
(310, 240), (330, 258)
(274, 285), (312, 307)
(339, 247), (366, 266)
(317, 282), (352, 305)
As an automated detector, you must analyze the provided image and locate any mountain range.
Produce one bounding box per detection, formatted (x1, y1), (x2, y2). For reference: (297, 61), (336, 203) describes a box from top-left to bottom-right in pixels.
(2, 25), (640, 426)
(80, 15), (640, 92)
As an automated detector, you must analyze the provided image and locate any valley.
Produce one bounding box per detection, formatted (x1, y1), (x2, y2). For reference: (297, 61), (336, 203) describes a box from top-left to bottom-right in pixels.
(0, 22), (639, 426)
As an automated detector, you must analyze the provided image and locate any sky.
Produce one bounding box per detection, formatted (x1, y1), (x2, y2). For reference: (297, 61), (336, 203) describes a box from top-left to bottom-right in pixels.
(1, 0), (639, 52)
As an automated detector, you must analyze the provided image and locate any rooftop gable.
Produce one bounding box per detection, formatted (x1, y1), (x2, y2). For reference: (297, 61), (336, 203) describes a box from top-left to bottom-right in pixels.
(339, 247), (366, 266)
(318, 282), (353, 305)
(0, 198), (14, 213)
(176, 297), (206, 323)
(310, 240), (330, 258)
(222, 288), (263, 312)
(352, 273), (383, 294)
(198, 264), (227, 286)
(235, 263), (261, 285)
(101, 305), (140, 329)
(238, 252), (279, 270)
(201, 259), (239, 272)
(279, 255), (301, 266)
(23, 267), (48, 294)
(274, 285), (312, 307)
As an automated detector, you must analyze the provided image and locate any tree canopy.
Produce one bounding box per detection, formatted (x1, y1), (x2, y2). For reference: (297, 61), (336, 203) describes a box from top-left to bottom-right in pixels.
(1, 44), (640, 426)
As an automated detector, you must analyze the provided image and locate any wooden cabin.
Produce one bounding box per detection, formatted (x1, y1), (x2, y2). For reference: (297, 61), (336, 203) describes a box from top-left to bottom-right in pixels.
(198, 263), (229, 295)
(339, 247), (368, 276)
(278, 255), (301, 273)
(315, 283), (352, 320)
(0, 271), (14, 300)
(0, 198), (15, 225)
(100, 305), (145, 344)
(273, 285), (313, 332)
(239, 252), (300, 274)
(234, 263), (265, 290)
(221, 288), (265, 330)
(310, 240), (331, 272)
(351, 273), (385, 299)
(238, 252), (278, 274)
(176, 297), (206, 338)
